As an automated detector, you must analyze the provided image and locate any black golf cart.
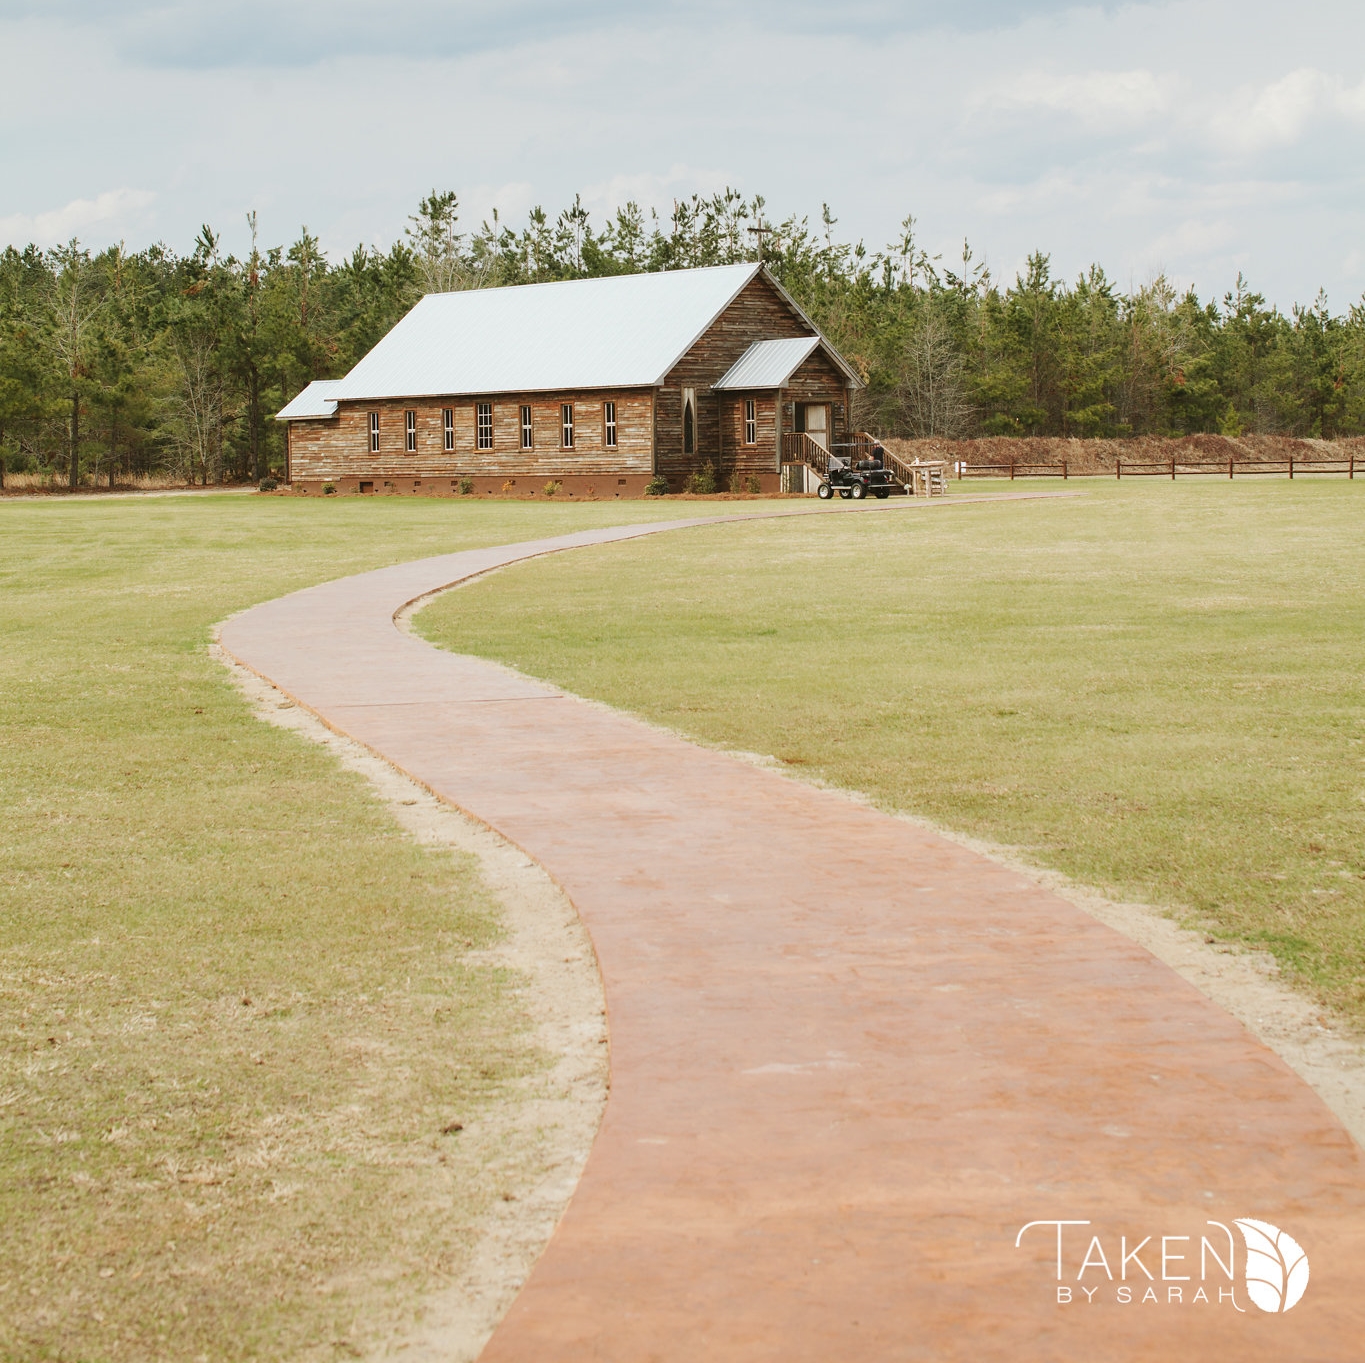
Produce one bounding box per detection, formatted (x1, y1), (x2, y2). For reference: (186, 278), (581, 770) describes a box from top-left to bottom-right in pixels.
(816, 447), (898, 500)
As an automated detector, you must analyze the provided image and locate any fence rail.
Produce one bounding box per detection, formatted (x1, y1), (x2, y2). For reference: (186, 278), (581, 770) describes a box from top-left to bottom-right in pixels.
(954, 455), (1356, 480)
(958, 461), (1070, 479)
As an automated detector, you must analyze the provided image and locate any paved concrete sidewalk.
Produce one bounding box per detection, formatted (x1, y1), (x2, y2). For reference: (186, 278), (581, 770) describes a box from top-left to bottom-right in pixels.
(220, 506), (1365, 1361)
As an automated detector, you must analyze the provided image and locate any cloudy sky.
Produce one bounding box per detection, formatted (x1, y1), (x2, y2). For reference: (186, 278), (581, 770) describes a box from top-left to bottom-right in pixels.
(1, 0), (1362, 309)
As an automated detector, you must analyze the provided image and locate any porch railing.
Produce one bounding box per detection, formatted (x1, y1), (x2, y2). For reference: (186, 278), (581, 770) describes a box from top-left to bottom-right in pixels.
(781, 432), (833, 479)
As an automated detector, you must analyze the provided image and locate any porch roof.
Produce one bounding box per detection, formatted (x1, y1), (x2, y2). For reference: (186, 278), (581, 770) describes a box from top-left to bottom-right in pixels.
(712, 336), (823, 390)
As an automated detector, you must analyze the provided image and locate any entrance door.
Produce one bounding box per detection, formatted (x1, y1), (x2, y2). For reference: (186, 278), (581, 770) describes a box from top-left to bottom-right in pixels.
(803, 404), (829, 452)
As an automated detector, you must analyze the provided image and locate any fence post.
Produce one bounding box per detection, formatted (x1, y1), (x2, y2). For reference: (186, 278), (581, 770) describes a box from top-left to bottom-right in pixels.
(1062, 459), (1068, 480)
(1289, 456), (1294, 480)
(1009, 458), (1015, 481)
(1228, 458), (1233, 479)
(1116, 459), (1121, 480)
(1351, 454), (1355, 480)
(0, 454), (5, 491)
(1170, 456), (1176, 481)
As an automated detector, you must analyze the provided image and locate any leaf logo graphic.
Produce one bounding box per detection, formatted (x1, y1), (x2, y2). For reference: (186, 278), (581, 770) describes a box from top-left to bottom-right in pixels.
(1233, 1218), (1310, 1313)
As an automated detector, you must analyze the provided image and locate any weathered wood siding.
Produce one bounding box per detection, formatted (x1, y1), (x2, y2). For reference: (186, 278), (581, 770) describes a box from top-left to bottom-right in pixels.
(718, 397), (779, 478)
(287, 392), (654, 484)
(656, 273), (816, 484)
(287, 418), (337, 480)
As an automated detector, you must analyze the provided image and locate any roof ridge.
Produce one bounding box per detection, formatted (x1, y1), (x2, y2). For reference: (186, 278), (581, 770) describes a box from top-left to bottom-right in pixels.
(418, 260), (759, 303)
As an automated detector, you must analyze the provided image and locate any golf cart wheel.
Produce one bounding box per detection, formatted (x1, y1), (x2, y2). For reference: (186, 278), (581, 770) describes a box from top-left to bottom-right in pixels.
(850, 482), (866, 500)
(817, 482), (833, 499)
(874, 489), (890, 499)
(838, 488), (852, 499)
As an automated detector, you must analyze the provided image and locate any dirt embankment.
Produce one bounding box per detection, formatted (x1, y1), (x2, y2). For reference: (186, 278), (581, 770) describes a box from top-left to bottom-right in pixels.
(881, 434), (1365, 474)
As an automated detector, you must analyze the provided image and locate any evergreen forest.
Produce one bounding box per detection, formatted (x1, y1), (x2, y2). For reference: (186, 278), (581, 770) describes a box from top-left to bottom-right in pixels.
(3, 189), (1363, 486)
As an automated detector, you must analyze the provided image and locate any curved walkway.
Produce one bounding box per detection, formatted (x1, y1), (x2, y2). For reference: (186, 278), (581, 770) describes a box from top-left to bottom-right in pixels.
(220, 506), (1365, 1361)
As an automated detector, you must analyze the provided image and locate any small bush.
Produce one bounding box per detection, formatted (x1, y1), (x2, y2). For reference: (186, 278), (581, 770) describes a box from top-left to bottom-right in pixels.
(727, 470), (742, 494)
(501, 479), (517, 495)
(459, 477), (474, 496)
(258, 475), (279, 492)
(322, 483), (337, 496)
(645, 475), (669, 497)
(543, 480), (562, 497)
(745, 474), (762, 494)
(686, 461), (717, 495)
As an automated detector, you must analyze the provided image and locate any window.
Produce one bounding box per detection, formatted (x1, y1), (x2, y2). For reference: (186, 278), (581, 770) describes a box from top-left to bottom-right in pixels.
(368, 411), (380, 453)
(744, 398), (756, 445)
(561, 403), (574, 448)
(404, 409), (416, 453)
(682, 388), (695, 455)
(476, 402), (493, 450)
(521, 405), (533, 449)
(604, 400), (617, 448)
(443, 408), (454, 451)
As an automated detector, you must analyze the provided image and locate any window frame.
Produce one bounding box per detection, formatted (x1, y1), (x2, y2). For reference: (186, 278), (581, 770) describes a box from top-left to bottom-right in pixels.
(368, 411), (380, 453)
(476, 402), (493, 451)
(443, 407), (454, 451)
(404, 409), (417, 453)
(682, 387), (696, 455)
(604, 400), (617, 448)
(520, 405), (533, 450)
(744, 398), (756, 446)
(561, 403), (574, 449)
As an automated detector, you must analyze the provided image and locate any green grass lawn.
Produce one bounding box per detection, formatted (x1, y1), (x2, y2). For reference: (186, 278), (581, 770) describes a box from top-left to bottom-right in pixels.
(0, 491), (740, 1363)
(418, 480), (1365, 1022)
(7, 480), (1362, 1358)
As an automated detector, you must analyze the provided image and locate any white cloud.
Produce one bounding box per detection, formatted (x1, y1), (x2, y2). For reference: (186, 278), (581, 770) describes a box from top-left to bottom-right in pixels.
(982, 69), (1174, 125)
(976, 169), (1095, 217)
(1211, 67), (1365, 152)
(0, 187), (156, 249)
(1144, 216), (1234, 260)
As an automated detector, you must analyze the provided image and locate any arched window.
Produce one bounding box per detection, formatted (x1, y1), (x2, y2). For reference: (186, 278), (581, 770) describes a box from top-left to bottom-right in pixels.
(682, 388), (696, 455)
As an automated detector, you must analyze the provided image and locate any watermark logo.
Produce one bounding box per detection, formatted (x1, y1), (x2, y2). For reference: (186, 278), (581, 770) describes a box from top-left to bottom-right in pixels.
(1233, 1218), (1310, 1314)
(1014, 1217), (1310, 1313)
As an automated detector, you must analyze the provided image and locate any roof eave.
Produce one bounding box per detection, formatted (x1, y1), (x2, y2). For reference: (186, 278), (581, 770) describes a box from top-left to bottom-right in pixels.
(274, 403), (338, 422)
(324, 380), (658, 405)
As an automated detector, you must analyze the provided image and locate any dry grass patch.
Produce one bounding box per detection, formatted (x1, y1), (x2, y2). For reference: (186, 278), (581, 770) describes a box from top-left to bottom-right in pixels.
(0, 492), (707, 1361)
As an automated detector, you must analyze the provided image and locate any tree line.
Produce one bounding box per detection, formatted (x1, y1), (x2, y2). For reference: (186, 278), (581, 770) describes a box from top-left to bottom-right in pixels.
(3, 188), (1363, 487)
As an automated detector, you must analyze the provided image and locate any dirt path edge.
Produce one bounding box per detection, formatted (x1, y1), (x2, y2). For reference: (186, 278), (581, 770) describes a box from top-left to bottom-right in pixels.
(211, 639), (609, 1363)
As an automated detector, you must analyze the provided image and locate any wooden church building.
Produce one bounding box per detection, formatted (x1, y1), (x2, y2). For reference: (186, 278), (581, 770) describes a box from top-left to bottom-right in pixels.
(276, 262), (863, 497)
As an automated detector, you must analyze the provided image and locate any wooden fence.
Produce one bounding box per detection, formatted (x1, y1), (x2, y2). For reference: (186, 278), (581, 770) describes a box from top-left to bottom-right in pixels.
(957, 455), (1357, 480)
(957, 461), (1071, 479)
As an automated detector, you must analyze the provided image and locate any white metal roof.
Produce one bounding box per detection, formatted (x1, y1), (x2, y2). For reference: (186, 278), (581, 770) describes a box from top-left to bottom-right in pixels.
(320, 262), (764, 406)
(713, 336), (822, 389)
(276, 379), (344, 420)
